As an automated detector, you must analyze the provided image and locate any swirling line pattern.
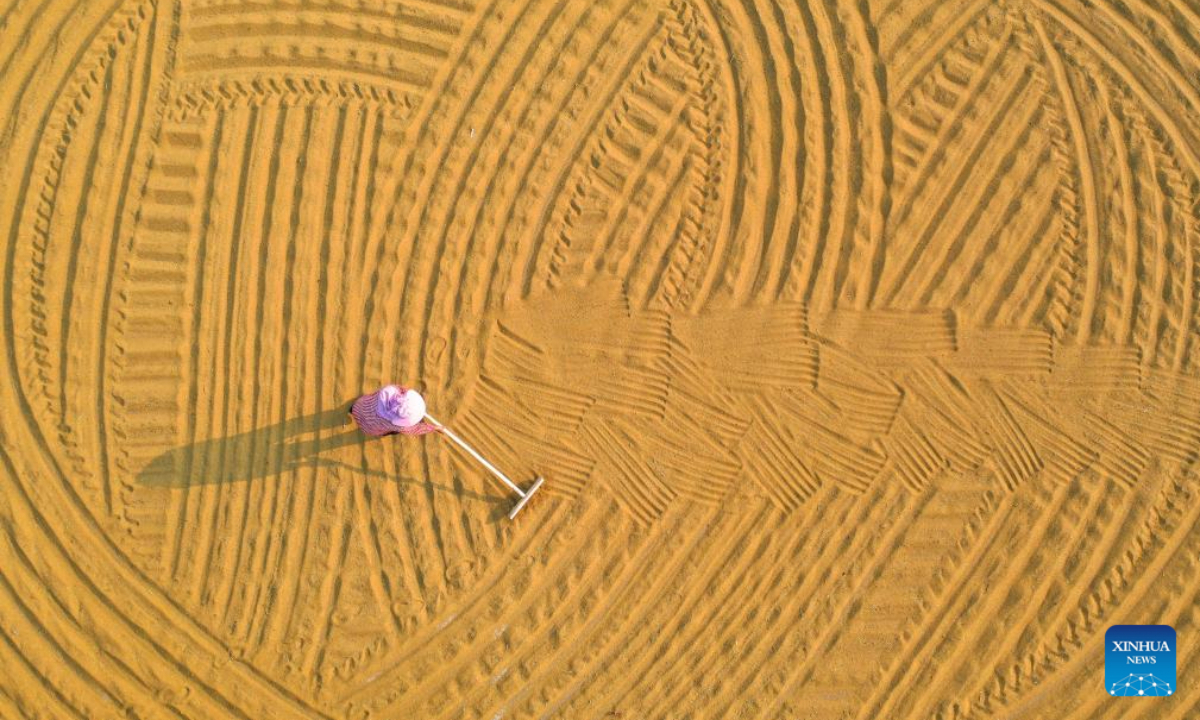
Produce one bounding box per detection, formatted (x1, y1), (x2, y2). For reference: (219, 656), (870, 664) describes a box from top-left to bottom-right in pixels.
(1, 0), (1199, 717)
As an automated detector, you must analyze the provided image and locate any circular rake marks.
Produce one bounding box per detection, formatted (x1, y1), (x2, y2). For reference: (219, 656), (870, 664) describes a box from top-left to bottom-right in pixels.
(441, 503), (710, 720)
(952, 476), (1167, 720)
(333, 493), (582, 712)
(4, 0), (1200, 718)
(883, 480), (1102, 720)
(370, 0), (673, 612)
(645, 484), (907, 717)
(989, 476), (1200, 719)
(3, 2), (334, 717)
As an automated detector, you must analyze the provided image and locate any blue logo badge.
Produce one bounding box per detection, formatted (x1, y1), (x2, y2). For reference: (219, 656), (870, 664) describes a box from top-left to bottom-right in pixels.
(1106, 625), (1176, 696)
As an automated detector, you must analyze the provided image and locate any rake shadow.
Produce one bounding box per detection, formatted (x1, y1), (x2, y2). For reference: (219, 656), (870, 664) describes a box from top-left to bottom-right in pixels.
(135, 400), (503, 505)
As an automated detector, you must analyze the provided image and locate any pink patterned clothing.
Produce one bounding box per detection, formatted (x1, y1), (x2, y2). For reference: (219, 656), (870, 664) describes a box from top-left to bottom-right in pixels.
(350, 386), (441, 437)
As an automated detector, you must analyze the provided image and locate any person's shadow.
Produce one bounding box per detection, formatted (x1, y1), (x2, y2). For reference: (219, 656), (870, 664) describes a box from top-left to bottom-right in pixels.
(136, 400), (501, 505)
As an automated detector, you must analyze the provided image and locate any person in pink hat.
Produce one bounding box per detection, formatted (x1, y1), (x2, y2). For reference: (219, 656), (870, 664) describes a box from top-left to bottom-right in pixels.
(349, 384), (442, 437)
(346, 383), (545, 517)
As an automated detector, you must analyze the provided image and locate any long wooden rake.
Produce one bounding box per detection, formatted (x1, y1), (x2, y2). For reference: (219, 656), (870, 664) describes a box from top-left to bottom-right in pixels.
(424, 414), (545, 519)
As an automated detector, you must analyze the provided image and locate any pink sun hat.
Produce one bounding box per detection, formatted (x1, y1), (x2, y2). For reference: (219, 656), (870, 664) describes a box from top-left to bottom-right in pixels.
(350, 384), (439, 437)
(376, 385), (427, 428)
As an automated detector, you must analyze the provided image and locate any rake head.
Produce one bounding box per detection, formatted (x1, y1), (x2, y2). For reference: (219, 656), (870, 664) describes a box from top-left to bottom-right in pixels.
(508, 476), (545, 520)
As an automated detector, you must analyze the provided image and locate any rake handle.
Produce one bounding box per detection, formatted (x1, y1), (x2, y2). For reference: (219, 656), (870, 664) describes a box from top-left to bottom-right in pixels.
(424, 413), (525, 496)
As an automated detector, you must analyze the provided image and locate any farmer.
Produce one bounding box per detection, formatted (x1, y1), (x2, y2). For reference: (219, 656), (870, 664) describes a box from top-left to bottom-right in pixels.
(348, 383), (544, 517)
(349, 384), (442, 437)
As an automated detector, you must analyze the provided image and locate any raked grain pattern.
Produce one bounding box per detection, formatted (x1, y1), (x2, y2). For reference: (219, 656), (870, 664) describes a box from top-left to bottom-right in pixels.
(1, 0), (1199, 718)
